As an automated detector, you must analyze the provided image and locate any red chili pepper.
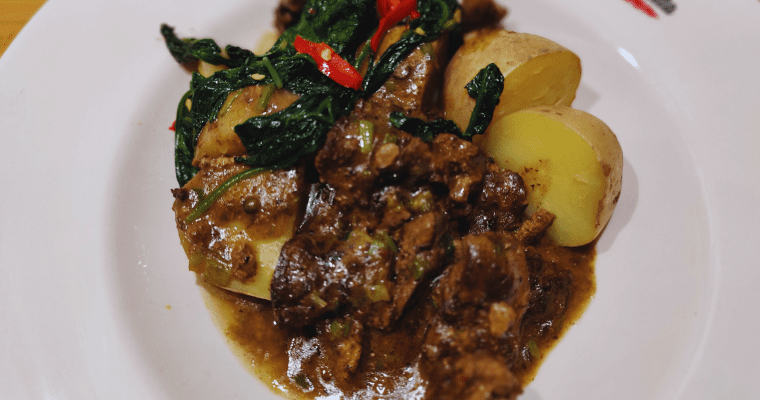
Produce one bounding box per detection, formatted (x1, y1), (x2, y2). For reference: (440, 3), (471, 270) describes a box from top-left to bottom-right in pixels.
(371, 0), (419, 52)
(294, 36), (363, 90)
(378, 0), (419, 18)
(169, 121), (176, 131)
(624, 0), (658, 18)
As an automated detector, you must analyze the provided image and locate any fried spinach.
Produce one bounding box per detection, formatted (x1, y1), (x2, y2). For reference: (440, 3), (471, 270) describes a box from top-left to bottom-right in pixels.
(163, 0), (465, 186)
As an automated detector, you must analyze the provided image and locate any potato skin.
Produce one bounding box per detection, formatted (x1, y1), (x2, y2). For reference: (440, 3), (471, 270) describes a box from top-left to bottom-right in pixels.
(552, 107), (623, 239)
(444, 29), (581, 131)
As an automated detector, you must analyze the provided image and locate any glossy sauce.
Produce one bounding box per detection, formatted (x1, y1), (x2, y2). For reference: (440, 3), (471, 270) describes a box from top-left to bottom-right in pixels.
(200, 238), (595, 399)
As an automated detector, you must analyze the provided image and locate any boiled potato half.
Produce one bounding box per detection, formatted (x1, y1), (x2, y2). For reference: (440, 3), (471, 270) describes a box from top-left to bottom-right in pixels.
(476, 106), (623, 247)
(444, 29), (581, 132)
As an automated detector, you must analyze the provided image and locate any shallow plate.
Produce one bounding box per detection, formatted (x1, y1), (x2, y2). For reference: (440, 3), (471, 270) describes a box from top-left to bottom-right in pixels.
(1, 0), (758, 399)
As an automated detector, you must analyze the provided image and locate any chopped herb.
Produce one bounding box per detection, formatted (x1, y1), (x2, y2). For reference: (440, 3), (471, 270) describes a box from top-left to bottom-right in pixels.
(410, 256), (428, 280)
(308, 291), (328, 308)
(383, 131), (398, 144)
(293, 373), (310, 389)
(371, 231), (398, 254)
(358, 119), (374, 153)
(527, 339), (540, 359)
(420, 42), (435, 57)
(220, 89), (243, 117)
(366, 284), (391, 302)
(262, 56), (283, 88)
(201, 257), (232, 286)
(329, 320), (351, 339)
(409, 189), (433, 212)
(256, 84), (276, 112)
(347, 230), (374, 247)
(185, 167), (269, 222)
(164, 0), (461, 189)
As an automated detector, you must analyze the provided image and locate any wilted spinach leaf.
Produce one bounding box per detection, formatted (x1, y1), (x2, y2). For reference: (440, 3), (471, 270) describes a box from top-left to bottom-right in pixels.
(463, 62), (504, 138)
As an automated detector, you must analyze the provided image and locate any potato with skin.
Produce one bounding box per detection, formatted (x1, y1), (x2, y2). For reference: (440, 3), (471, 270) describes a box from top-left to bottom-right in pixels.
(444, 29), (581, 132)
(475, 106), (623, 247)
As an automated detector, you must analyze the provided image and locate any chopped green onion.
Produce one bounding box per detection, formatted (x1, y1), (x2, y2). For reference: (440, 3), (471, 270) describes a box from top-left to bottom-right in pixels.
(347, 230), (373, 245)
(262, 56), (283, 88)
(202, 257), (232, 286)
(293, 373), (310, 389)
(329, 320), (351, 339)
(527, 339), (540, 358)
(256, 84), (276, 112)
(308, 291), (328, 308)
(420, 43), (435, 58)
(409, 190), (433, 213)
(379, 231), (398, 252)
(383, 132), (398, 144)
(369, 231), (398, 257)
(187, 250), (205, 273)
(219, 88), (243, 117)
(366, 284), (391, 303)
(410, 256), (428, 280)
(185, 167), (268, 222)
(358, 119), (374, 153)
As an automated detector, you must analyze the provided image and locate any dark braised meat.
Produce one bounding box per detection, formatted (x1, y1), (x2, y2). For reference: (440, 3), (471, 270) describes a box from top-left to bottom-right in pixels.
(274, 0), (308, 32)
(421, 233), (529, 400)
(263, 20), (578, 400)
(268, 91), (549, 398)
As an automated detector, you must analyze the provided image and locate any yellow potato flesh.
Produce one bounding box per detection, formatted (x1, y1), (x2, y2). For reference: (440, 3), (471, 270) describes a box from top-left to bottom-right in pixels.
(178, 34), (304, 300)
(498, 50), (580, 120)
(192, 85), (299, 165)
(444, 30), (581, 132)
(477, 106), (622, 246)
(180, 192), (299, 301)
(215, 220), (295, 300)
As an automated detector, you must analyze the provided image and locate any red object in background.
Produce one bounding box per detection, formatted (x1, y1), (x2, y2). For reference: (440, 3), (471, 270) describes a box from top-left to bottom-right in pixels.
(371, 0), (419, 51)
(624, 0), (659, 18)
(169, 121), (176, 131)
(294, 36), (363, 90)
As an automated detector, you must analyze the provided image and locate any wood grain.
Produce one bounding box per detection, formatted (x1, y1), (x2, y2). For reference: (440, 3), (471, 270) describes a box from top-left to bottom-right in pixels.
(0, 1), (46, 58)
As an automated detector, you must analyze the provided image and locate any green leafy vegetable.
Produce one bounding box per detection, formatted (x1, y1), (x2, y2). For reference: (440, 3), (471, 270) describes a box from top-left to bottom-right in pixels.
(389, 63), (504, 141)
(173, 90), (198, 186)
(462, 62), (504, 138)
(363, 0), (460, 95)
(389, 112), (462, 142)
(161, 24), (237, 67)
(164, 0), (461, 193)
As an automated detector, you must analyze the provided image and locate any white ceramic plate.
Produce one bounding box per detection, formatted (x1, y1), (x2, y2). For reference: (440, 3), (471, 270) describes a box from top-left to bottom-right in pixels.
(1, 0), (758, 399)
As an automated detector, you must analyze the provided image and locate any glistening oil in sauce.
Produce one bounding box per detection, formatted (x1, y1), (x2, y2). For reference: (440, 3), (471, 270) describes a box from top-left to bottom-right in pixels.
(199, 238), (596, 399)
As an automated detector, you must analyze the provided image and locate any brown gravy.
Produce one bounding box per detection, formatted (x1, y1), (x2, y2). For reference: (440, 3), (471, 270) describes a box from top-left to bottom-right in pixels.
(200, 239), (595, 399)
